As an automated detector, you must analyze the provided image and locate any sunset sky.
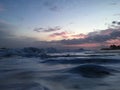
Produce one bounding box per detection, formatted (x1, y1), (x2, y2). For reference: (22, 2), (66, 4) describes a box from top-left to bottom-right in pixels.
(0, 0), (120, 49)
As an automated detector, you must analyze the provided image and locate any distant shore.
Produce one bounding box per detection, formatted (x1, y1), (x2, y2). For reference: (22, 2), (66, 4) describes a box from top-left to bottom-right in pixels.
(101, 45), (120, 50)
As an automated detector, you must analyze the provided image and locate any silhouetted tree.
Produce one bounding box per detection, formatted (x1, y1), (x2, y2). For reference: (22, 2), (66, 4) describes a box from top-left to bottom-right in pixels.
(110, 45), (117, 49)
(101, 45), (120, 50)
(110, 45), (120, 50)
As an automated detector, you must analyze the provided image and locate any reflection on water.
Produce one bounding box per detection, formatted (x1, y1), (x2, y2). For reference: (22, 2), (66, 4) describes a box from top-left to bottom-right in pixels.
(0, 51), (120, 90)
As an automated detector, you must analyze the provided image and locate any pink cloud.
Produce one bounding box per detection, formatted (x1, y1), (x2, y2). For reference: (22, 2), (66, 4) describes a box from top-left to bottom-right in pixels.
(106, 38), (120, 46)
(47, 21), (120, 48)
(49, 31), (88, 40)
(49, 31), (70, 39)
(71, 33), (87, 39)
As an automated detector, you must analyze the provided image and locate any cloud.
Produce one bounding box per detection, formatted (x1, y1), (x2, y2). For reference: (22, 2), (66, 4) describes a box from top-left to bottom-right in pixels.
(0, 20), (63, 48)
(0, 21), (63, 48)
(1, 20), (120, 49)
(49, 31), (88, 39)
(106, 38), (120, 46)
(112, 21), (120, 25)
(0, 4), (5, 12)
(49, 6), (60, 11)
(0, 21), (38, 48)
(71, 33), (87, 39)
(0, 20), (15, 38)
(0, 21), (16, 47)
(59, 23), (120, 48)
(34, 26), (61, 33)
(17, 27), (120, 49)
(49, 31), (69, 38)
(43, 1), (61, 12)
(48, 31), (78, 39)
(114, 13), (120, 16)
(48, 23), (120, 47)
(110, 2), (117, 5)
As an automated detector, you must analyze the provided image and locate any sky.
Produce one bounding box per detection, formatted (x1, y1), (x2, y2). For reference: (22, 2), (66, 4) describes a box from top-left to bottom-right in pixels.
(0, 0), (120, 49)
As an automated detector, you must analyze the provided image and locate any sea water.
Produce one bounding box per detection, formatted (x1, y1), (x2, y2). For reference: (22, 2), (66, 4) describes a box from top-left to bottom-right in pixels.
(0, 50), (120, 90)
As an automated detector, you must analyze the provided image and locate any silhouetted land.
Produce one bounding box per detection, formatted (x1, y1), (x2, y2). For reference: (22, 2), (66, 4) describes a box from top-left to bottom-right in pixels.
(101, 45), (120, 50)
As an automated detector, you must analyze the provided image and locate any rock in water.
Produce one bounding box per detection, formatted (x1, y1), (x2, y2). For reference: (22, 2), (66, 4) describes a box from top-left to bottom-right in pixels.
(69, 64), (115, 78)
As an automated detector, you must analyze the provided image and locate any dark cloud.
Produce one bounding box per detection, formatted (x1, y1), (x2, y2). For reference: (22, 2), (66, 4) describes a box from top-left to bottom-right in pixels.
(43, 1), (61, 12)
(110, 30), (120, 38)
(43, 1), (53, 6)
(110, 2), (117, 5)
(34, 40), (63, 49)
(49, 31), (75, 39)
(1, 20), (120, 49)
(34, 26), (61, 33)
(49, 6), (60, 11)
(49, 31), (69, 38)
(107, 21), (120, 29)
(0, 21), (16, 47)
(0, 21), (63, 48)
(49, 31), (68, 37)
(114, 13), (120, 16)
(0, 21), (37, 48)
(0, 4), (5, 12)
(59, 27), (120, 45)
(109, 1), (119, 6)
(112, 21), (120, 25)
(71, 33), (87, 38)
(0, 21), (15, 38)
(112, 21), (117, 24)
(117, 22), (120, 25)
(33, 28), (44, 32)
(47, 22), (120, 48)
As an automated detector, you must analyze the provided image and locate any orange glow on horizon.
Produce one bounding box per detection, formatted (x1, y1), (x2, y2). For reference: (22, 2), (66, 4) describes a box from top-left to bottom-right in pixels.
(64, 43), (101, 48)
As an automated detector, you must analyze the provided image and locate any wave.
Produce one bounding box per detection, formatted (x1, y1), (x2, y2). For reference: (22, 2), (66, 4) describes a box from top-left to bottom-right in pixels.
(68, 64), (118, 78)
(41, 58), (120, 64)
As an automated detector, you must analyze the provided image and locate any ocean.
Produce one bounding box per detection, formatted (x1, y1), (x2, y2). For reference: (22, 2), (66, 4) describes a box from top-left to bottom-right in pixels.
(0, 50), (120, 90)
